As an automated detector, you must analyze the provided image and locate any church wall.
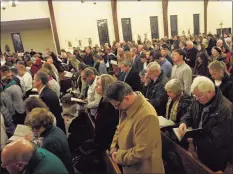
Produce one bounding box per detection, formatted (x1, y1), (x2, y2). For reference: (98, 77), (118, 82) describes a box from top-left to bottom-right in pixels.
(1, 28), (55, 53)
(117, 1), (164, 41)
(168, 1), (204, 36)
(1, 1), (50, 22)
(207, 0), (232, 34)
(52, 1), (115, 50)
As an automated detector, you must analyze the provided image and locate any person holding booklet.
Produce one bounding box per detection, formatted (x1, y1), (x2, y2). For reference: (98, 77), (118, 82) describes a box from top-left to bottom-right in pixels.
(164, 79), (192, 124)
(178, 76), (233, 173)
(24, 108), (74, 174)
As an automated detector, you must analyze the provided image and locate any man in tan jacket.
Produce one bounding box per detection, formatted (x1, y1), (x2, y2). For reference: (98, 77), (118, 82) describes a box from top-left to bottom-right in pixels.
(104, 81), (164, 174)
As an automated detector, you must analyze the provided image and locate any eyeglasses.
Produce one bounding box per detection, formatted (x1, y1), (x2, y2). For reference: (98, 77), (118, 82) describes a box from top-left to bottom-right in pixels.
(193, 93), (205, 99)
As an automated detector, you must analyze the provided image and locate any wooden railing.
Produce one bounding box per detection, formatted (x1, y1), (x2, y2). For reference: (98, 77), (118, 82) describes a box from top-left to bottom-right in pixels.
(86, 112), (122, 174)
(161, 132), (214, 174)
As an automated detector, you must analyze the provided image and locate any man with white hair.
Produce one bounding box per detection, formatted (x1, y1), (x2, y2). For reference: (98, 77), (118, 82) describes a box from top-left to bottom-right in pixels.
(225, 37), (232, 52)
(185, 40), (198, 68)
(216, 39), (224, 48)
(178, 76), (233, 173)
(144, 61), (169, 116)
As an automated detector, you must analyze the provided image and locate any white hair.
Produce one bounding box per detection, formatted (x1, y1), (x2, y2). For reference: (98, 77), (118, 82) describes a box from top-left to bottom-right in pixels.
(165, 79), (183, 95)
(191, 76), (215, 93)
(186, 40), (193, 46)
(146, 61), (161, 71)
(217, 39), (223, 44)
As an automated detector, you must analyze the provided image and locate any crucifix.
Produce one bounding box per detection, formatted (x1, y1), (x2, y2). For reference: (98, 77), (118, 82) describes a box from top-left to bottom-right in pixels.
(88, 38), (92, 46)
(219, 21), (223, 37)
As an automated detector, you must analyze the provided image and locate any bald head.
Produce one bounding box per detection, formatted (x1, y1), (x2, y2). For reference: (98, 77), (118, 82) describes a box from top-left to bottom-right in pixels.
(2, 140), (35, 163)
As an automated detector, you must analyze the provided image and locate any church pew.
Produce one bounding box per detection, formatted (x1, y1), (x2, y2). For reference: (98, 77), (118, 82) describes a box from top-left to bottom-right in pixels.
(161, 132), (214, 174)
(86, 112), (122, 174)
(104, 150), (122, 174)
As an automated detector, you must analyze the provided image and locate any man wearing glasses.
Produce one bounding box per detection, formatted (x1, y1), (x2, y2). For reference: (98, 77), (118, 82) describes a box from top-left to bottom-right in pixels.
(104, 81), (164, 174)
(179, 76), (233, 173)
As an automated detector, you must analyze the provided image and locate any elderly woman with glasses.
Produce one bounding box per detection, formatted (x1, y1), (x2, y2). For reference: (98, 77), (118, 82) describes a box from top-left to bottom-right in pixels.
(164, 79), (192, 124)
(24, 108), (74, 174)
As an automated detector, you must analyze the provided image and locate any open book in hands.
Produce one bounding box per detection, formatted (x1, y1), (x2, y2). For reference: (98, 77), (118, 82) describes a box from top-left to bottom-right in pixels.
(173, 127), (202, 142)
(158, 116), (176, 128)
(71, 97), (88, 104)
(8, 125), (33, 142)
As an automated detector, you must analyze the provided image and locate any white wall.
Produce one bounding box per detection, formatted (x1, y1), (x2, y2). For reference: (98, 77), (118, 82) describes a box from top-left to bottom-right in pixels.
(207, 0), (232, 34)
(52, 1), (115, 50)
(117, 1), (163, 41)
(1, 28), (55, 53)
(168, 1), (204, 37)
(1, 1), (50, 22)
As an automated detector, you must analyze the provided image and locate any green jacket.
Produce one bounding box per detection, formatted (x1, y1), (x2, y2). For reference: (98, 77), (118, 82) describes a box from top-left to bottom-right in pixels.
(25, 148), (68, 174)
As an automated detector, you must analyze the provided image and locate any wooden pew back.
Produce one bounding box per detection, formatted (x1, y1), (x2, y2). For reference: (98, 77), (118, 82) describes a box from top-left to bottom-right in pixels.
(86, 112), (122, 174)
(161, 132), (214, 174)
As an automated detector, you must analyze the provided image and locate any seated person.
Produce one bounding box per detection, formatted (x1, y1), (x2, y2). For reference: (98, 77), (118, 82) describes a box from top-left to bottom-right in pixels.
(208, 61), (233, 103)
(179, 76), (233, 172)
(164, 79), (192, 124)
(1, 140), (68, 174)
(24, 108), (74, 174)
(144, 62), (169, 116)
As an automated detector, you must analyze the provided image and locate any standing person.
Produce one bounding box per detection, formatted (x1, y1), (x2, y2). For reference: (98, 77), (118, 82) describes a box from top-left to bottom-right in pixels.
(194, 52), (210, 77)
(105, 81), (164, 174)
(83, 47), (94, 67)
(185, 40), (198, 69)
(33, 71), (66, 133)
(171, 49), (192, 95)
(119, 60), (141, 91)
(179, 76), (233, 173)
(24, 108), (74, 174)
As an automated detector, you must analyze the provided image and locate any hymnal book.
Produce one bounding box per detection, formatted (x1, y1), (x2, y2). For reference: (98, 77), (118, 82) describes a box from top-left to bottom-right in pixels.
(158, 116), (176, 128)
(173, 127), (202, 141)
(8, 125), (32, 142)
(71, 97), (88, 104)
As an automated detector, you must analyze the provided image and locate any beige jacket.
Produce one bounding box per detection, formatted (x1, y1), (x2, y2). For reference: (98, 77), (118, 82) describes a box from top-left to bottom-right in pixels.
(111, 92), (164, 174)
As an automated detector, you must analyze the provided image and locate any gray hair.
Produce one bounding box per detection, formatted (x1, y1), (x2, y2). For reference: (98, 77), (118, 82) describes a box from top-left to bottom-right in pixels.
(165, 79), (183, 95)
(130, 47), (137, 53)
(146, 61), (161, 71)
(191, 76), (215, 93)
(186, 40), (193, 46)
(217, 39), (223, 44)
(98, 74), (115, 94)
(36, 71), (49, 85)
(139, 69), (147, 77)
(104, 81), (133, 102)
(208, 61), (225, 71)
(120, 60), (132, 67)
(82, 68), (94, 77)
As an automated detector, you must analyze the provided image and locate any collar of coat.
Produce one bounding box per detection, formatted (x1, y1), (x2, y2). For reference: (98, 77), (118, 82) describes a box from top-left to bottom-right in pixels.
(124, 92), (146, 119)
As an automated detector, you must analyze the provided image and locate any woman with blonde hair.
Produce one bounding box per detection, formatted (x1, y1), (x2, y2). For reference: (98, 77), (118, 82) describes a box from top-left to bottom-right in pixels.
(76, 74), (119, 173)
